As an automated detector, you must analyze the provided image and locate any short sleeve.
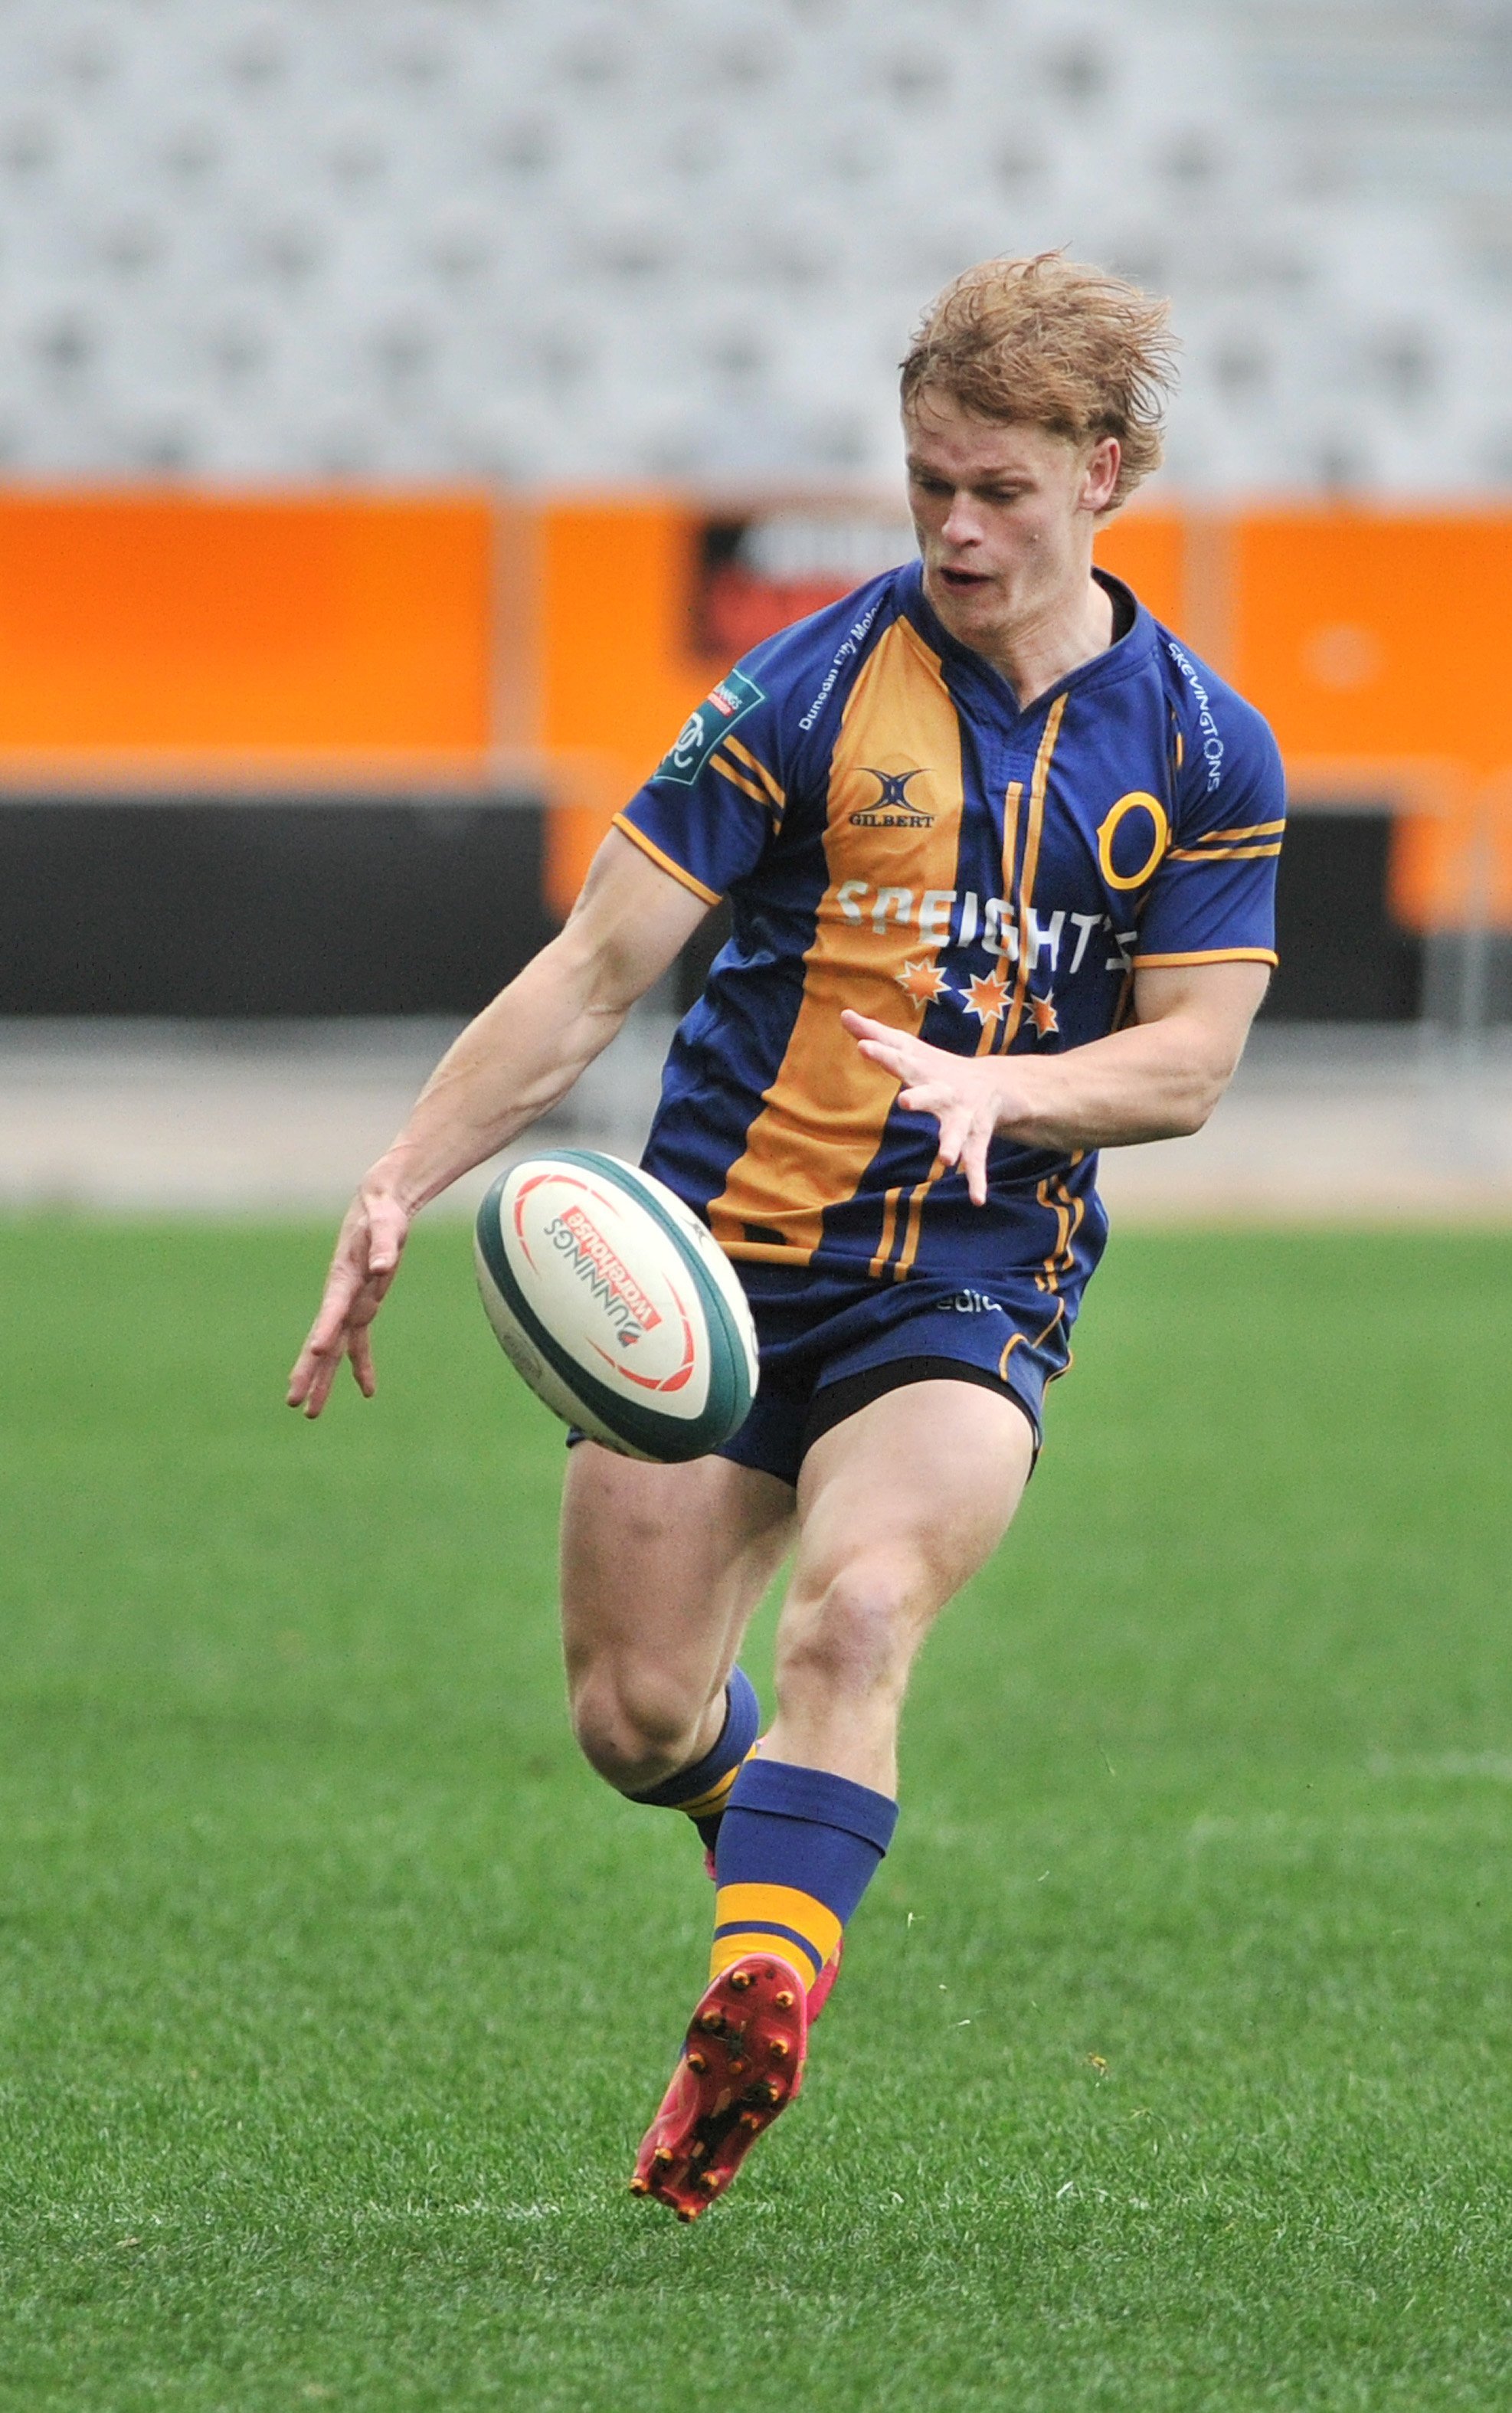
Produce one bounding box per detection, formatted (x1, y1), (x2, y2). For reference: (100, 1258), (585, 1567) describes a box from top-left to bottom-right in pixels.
(1134, 692), (1285, 971)
(614, 660), (790, 907)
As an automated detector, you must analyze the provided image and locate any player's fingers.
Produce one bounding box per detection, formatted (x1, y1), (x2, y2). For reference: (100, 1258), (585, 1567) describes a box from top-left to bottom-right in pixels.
(349, 1324), (378, 1398)
(294, 1347), (338, 1419)
(963, 1111), (997, 1205)
(302, 1265), (364, 1360)
(949, 1108), (979, 1170)
(897, 1079), (956, 1122)
(962, 1134), (990, 1206)
(846, 1015), (932, 1082)
(286, 1331), (329, 1407)
(840, 1007), (892, 1041)
(856, 1036), (914, 1081)
(935, 1105), (969, 1167)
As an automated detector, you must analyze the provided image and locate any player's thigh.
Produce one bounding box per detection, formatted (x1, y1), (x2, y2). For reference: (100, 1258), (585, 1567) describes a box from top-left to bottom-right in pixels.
(560, 1439), (796, 1690)
(784, 1379), (1034, 1661)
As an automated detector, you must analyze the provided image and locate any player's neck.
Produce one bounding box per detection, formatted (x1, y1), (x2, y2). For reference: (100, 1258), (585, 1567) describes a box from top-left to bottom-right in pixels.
(967, 571), (1115, 711)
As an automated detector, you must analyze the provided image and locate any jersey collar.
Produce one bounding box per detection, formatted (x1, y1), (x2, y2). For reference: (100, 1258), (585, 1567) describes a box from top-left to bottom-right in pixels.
(897, 556), (1156, 720)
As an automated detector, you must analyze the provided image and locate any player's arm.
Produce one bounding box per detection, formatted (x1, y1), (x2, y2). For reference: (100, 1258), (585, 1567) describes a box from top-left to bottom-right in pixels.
(286, 831), (709, 1417)
(842, 958), (1269, 1206)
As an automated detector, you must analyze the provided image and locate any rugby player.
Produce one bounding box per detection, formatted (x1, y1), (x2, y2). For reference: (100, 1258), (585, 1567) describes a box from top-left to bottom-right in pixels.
(288, 255), (1284, 2221)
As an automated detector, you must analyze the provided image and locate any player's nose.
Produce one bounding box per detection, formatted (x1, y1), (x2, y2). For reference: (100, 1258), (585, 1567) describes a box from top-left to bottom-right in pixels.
(938, 495), (981, 546)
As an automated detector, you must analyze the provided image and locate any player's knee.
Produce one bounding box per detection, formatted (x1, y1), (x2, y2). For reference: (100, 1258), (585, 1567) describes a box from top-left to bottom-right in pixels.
(568, 1660), (708, 1794)
(776, 1552), (925, 1709)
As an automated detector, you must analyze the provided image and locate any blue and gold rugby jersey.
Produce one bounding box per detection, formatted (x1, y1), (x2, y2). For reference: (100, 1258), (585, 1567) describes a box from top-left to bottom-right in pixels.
(616, 560), (1284, 1282)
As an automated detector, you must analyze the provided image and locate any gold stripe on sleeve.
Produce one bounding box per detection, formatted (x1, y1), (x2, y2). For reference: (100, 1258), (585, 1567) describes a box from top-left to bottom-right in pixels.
(1168, 843), (1282, 863)
(725, 735), (787, 814)
(611, 814), (722, 906)
(1194, 820), (1285, 843)
(1131, 947), (1278, 969)
(712, 752), (774, 809)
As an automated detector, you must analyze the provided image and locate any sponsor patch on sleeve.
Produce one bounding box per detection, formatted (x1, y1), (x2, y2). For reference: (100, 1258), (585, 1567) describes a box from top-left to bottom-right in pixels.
(654, 667), (765, 786)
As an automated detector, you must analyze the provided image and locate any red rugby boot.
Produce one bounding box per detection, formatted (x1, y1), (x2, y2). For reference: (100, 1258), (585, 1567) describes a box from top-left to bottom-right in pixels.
(630, 1955), (808, 2221)
(805, 1933), (843, 2022)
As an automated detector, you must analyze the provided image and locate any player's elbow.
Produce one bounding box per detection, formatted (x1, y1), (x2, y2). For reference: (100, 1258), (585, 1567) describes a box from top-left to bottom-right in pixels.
(1167, 1091), (1219, 1140)
(1167, 1039), (1242, 1135)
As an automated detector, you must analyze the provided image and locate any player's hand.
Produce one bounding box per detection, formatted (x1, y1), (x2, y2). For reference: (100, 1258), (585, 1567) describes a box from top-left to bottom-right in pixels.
(286, 1184), (413, 1418)
(841, 1010), (1023, 1207)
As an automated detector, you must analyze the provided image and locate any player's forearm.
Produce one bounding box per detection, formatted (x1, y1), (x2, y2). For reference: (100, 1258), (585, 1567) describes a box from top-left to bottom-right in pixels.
(995, 1011), (1240, 1152)
(367, 928), (632, 1212)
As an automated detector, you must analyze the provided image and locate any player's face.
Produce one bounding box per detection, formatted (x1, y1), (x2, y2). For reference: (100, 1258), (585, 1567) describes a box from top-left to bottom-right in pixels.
(904, 392), (1119, 657)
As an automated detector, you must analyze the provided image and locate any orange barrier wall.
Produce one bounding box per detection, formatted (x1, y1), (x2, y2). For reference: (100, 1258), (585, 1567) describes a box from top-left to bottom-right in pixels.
(1226, 512), (1512, 928)
(0, 489), (495, 767)
(1230, 511), (1508, 768)
(1, 487), (1508, 931)
(534, 499), (705, 914)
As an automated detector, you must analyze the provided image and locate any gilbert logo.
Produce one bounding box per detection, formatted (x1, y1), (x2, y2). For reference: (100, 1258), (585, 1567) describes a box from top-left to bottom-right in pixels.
(850, 767), (934, 828)
(545, 1204), (663, 1350)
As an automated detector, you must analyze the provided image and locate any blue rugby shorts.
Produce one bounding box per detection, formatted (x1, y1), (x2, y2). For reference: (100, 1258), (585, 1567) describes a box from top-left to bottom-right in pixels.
(718, 1236), (1104, 1488)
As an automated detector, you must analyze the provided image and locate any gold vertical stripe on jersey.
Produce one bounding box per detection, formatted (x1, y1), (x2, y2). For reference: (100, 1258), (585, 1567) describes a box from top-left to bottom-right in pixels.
(1033, 1177), (1067, 1293)
(709, 617), (966, 1264)
(892, 1178), (928, 1282)
(869, 1185), (903, 1279)
(999, 693), (1068, 1053)
(894, 1167), (945, 1281)
(1033, 1176), (1085, 1295)
(976, 778), (1024, 1058)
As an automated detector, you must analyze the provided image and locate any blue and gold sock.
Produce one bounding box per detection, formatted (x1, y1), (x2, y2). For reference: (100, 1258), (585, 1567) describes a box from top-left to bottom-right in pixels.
(711, 1757), (898, 1992)
(628, 1665), (762, 1850)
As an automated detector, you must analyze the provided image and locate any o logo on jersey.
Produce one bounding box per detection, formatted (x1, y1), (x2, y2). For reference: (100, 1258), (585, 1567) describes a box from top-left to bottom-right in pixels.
(1097, 791), (1170, 892)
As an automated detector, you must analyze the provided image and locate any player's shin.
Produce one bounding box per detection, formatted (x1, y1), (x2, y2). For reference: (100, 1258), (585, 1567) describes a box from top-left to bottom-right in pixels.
(627, 1665), (761, 1851)
(712, 1757), (898, 1999)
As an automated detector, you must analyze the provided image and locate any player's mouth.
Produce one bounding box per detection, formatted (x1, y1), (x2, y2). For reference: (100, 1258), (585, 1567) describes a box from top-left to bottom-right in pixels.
(934, 564), (992, 595)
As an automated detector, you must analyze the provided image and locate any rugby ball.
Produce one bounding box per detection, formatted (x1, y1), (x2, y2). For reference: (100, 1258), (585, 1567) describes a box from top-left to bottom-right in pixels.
(473, 1150), (759, 1462)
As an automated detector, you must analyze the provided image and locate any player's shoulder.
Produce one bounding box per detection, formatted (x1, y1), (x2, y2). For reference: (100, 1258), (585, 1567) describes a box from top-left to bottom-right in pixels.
(641, 557), (911, 801)
(1143, 614), (1283, 814)
(1147, 617), (1279, 767)
(730, 562), (913, 727)
(647, 562), (913, 799)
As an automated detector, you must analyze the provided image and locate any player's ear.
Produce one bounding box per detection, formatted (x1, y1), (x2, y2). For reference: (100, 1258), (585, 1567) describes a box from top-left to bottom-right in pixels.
(1081, 435), (1121, 514)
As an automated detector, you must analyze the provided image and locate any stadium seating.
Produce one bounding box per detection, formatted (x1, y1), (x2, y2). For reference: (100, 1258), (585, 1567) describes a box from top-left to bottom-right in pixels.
(0, 0), (1507, 493)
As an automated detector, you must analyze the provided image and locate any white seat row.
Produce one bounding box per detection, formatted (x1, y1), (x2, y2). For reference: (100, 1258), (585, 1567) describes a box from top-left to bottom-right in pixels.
(0, 0), (1507, 493)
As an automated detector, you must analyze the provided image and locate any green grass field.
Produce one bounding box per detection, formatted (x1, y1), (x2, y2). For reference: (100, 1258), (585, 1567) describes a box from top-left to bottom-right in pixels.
(3, 1219), (1512, 2411)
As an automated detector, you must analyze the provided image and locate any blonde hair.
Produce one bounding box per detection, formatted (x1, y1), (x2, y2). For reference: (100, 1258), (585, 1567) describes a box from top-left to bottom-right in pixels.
(900, 253), (1178, 512)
